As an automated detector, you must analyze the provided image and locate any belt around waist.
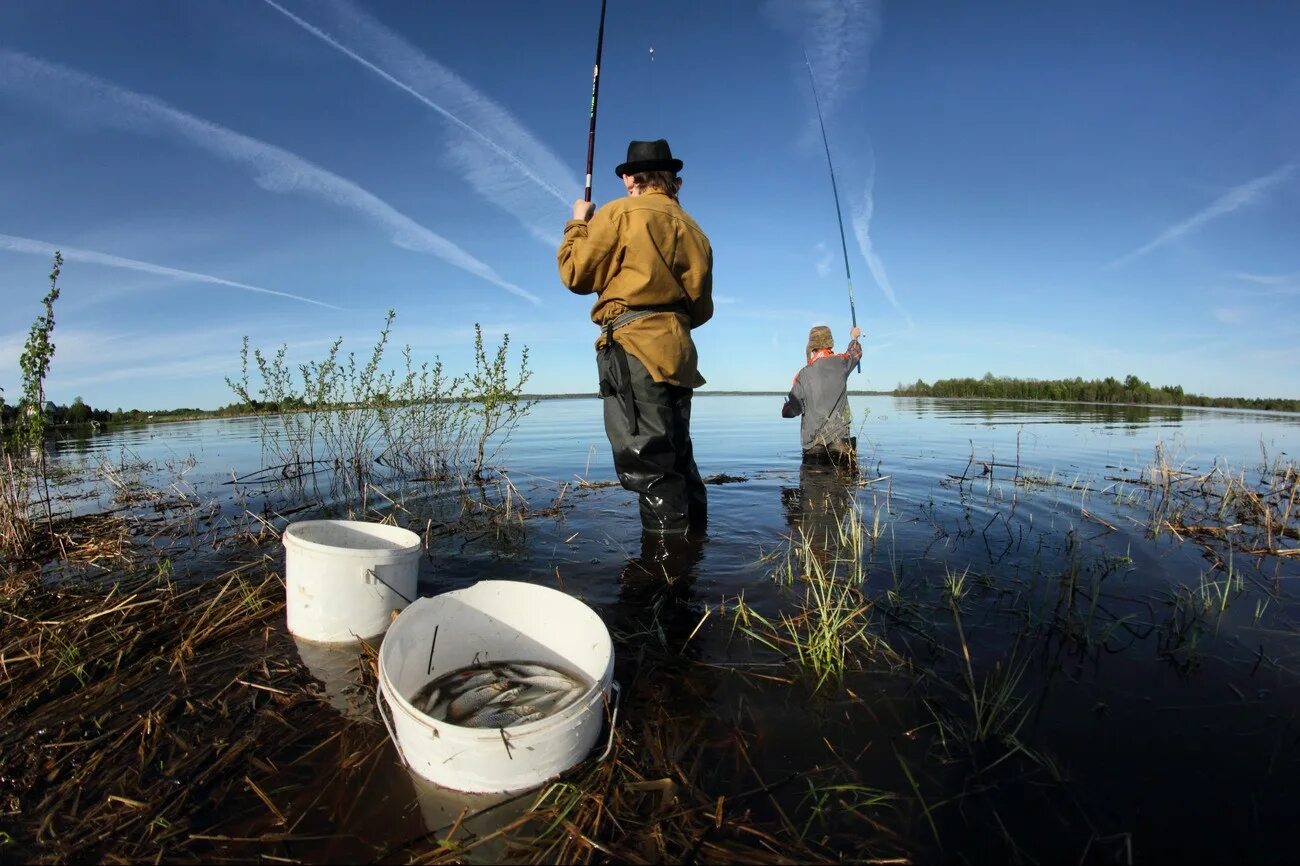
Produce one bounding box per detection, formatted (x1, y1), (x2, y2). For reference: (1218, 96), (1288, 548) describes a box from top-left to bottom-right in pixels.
(601, 306), (685, 337)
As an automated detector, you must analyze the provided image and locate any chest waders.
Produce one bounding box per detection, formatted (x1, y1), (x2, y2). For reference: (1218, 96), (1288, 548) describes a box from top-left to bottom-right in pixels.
(802, 387), (857, 467)
(596, 307), (707, 536)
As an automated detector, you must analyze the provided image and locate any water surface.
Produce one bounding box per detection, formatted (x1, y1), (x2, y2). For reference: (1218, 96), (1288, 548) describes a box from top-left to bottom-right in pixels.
(48, 396), (1300, 862)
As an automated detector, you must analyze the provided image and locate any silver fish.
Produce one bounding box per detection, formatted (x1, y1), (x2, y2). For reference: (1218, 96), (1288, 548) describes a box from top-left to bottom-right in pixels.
(515, 674), (580, 692)
(505, 662), (565, 679)
(486, 685), (527, 707)
(445, 671), (502, 696)
(464, 704), (545, 729)
(448, 681), (508, 722)
(428, 691), (454, 721)
(409, 679), (439, 710)
(513, 684), (576, 711)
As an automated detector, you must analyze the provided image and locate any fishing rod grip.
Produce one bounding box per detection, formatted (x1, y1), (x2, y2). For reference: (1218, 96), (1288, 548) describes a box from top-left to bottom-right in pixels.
(849, 297), (861, 373)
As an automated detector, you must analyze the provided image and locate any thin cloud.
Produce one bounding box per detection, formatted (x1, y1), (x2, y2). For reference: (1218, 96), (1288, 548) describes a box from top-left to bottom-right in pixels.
(0, 322), (251, 393)
(766, 0), (884, 115)
(814, 242), (834, 278)
(1212, 307), (1250, 325)
(1231, 270), (1300, 287)
(0, 233), (344, 310)
(1224, 271), (1300, 298)
(0, 49), (540, 305)
(849, 143), (912, 326)
(262, 0), (577, 245)
(1106, 164), (1296, 270)
(764, 2), (900, 322)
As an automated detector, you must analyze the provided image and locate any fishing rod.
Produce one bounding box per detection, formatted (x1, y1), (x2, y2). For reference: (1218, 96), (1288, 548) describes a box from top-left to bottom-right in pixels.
(803, 50), (861, 372)
(583, 0), (609, 203)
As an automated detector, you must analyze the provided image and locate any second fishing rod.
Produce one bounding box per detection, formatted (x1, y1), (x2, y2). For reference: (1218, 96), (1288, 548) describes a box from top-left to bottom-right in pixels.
(804, 50), (861, 373)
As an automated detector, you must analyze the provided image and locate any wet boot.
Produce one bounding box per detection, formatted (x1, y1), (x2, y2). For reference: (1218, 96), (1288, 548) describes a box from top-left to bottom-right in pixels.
(671, 387), (708, 534)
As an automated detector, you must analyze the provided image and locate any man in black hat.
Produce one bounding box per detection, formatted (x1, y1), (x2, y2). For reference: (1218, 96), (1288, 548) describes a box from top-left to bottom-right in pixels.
(558, 139), (714, 536)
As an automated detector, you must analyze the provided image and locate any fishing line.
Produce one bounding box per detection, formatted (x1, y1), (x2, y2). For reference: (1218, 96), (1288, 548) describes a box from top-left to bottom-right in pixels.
(648, 45), (658, 128)
(803, 49), (861, 372)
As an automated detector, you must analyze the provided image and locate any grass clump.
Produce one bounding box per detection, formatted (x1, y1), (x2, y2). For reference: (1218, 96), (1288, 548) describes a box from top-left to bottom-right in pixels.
(736, 503), (896, 691)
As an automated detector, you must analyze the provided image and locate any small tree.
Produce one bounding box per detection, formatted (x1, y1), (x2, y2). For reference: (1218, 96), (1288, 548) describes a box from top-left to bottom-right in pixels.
(465, 324), (535, 478)
(17, 252), (62, 450)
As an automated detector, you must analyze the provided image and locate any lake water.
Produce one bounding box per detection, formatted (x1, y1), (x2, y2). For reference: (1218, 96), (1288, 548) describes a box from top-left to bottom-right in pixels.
(45, 396), (1300, 862)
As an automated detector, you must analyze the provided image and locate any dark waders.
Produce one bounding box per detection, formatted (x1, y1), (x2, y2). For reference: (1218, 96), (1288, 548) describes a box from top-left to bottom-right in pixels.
(598, 312), (706, 535)
(801, 437), (858, 470)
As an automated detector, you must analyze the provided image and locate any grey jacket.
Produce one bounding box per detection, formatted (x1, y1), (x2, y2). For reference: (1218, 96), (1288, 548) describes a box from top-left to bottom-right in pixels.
(781, 340), (862, 451)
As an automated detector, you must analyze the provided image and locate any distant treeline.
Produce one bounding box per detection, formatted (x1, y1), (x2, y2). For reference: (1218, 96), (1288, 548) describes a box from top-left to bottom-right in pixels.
(0, 397), (265, 433)
(893, 374), (1300, 413)
(0, 397), (113, 429)
(5, 377), (1295, 437)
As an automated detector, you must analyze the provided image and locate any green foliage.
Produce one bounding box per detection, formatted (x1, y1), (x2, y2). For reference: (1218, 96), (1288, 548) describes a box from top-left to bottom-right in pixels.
(15, 253), (62, 449)
(65, 397), (92, 426)
(895, 373), (1299, 412)
(465, 323), (536, 478)
(225, 311), (535, 491)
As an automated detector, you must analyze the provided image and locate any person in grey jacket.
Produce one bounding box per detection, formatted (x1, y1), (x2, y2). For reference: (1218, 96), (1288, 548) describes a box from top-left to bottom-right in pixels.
(781, 323), (863, 465)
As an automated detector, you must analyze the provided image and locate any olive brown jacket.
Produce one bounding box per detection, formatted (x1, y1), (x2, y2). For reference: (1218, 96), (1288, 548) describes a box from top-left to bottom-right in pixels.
(557, 189), (713, 388)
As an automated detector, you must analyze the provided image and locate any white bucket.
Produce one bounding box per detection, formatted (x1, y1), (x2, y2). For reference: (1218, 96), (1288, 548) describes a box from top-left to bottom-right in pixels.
(283, 520), (422, 643)
(377, 580), (617, 794)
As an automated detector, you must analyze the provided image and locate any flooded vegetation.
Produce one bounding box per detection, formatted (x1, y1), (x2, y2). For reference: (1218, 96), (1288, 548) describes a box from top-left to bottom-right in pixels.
(2, 395), (1298, 863)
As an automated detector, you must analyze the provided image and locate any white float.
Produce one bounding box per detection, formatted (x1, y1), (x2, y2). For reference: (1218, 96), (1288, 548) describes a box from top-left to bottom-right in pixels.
(377, 580), (617, 794)
(282, 520), (422, 643)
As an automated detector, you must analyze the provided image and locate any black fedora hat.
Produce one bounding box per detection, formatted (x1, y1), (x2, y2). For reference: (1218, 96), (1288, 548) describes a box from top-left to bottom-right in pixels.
(614, 139), (683, 178)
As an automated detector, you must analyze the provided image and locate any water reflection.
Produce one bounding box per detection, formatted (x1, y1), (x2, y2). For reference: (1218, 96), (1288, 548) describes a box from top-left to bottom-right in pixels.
(914, 397), (1189, 426)
(291, 637), (374, 723)
(780, 462), (858, 560)
(612, 534), (706, 642)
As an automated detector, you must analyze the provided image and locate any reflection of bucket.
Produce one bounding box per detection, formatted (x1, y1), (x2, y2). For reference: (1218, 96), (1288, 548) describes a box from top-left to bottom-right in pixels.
(377, 580), (615, 793)
(283, 520), (421, 643)
(292, 637), (373, 723)
(411, 773), (524, 860)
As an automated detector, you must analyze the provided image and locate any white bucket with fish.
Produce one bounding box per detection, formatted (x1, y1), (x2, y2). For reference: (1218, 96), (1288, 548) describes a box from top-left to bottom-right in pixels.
(377, 580), (617, 793)
(283, 520), (421, 643)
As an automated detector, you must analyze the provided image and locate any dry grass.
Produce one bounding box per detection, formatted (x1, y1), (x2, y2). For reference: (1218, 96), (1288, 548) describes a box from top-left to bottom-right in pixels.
(0, 558), (340, 863)
(1, 451), (38, 563)
(1136, 448), (1299, 558)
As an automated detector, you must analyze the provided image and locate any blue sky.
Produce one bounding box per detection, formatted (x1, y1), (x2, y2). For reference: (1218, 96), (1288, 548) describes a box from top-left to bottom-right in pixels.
(1, 0), (1297, 410)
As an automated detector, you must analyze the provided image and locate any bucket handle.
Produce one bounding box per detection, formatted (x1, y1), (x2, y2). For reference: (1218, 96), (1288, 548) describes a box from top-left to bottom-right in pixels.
(365, 566), (414, 605)
(376, 682), (412, 771)
(596, 680), (622, 764)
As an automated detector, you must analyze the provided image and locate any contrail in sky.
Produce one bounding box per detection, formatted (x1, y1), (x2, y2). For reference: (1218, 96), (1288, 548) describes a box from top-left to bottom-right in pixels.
(850, 147), (911, 324)
(769, 1), (900, 319)
(0, 49), (540, 305)
(261, 0), (578, 245)
(1106, 164), (1296, 270)
(0, 233), (344, 310)
(767, 0), (884, 116)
